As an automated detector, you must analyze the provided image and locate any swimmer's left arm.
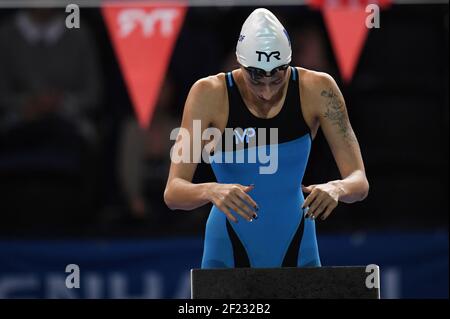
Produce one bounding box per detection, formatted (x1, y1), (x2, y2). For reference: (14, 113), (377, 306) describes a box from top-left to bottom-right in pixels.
(302, 73), (369, 220)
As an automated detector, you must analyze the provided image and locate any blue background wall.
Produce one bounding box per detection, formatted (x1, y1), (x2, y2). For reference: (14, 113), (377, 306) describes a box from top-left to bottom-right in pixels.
(0, 232), (447, 299)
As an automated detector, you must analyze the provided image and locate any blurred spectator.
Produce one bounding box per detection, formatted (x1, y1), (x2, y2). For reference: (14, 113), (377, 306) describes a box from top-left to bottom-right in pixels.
(0, 9), (103, 231)
(0, 8), (102, 141)
(116, 76), (210, 234)
(117, 77), (176, 221)
(291, 25), (332, 74)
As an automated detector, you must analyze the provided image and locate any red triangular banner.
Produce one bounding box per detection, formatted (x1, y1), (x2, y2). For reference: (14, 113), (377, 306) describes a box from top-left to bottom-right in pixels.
(322, 7), (369, 83)
(102, 2), (186, 128)
(308, 0), (392, 83)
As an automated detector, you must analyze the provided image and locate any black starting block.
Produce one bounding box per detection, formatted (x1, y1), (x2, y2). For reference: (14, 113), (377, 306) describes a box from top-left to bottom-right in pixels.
(191, 266), (380, 299)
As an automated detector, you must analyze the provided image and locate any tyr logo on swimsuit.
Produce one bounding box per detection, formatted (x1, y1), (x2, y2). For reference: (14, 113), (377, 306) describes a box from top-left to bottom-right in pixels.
(234, 127), (256, 144)
(169, 120), (279, 174)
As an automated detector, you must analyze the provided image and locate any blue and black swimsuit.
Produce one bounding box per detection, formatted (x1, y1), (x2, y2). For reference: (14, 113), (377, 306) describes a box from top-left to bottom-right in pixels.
(201, 67), (321, 268)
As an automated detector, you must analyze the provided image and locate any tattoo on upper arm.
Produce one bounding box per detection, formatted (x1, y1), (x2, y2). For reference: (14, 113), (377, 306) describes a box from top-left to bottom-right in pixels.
(320, 88), (357, 144)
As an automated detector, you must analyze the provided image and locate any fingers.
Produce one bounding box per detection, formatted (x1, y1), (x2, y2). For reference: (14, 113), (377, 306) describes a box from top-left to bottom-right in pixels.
(301, 184), (317, 194)
(307, 189), (332, 218)
(305, 195), (324, 219)
(320, 202), (337, 220)
(242, 184), (255, 193)
(215, 184), (258, 223)
(304, 198), (337, 220)
(302, 188), (318, 210)
(235, 183), (259, 212)
(308, 198), (329, 219)
(228, 196), (256, 222)
(302, 187), (338, 220)
(235, 187), (259, 211)
(216, 203), (238, 223)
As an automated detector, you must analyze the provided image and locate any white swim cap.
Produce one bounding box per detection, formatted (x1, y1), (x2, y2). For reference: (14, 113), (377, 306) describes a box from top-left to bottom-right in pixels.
(236, 8), (291, 72)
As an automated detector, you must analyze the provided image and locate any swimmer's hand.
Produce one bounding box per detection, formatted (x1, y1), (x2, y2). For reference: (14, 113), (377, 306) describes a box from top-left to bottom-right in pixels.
(206, 183), (259, 223)
(301, 183), (341, 220)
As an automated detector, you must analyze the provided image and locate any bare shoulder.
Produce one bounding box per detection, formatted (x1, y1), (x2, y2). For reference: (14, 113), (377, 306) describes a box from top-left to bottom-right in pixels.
(181, 73), (226, 126)
(191, 73), (227, 93)
(183, 73), (228, 128)
(187, 73), (227, 113)
(296, 67), (343, 118)
(297, 67), (338, 95)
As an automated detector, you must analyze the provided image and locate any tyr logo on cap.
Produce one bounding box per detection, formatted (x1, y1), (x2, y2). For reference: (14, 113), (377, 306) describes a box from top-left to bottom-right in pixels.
(255, 51), (281, 62)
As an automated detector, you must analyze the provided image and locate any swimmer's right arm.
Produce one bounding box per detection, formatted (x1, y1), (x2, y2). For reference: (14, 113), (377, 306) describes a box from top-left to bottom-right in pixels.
(164, 76), (258, 222)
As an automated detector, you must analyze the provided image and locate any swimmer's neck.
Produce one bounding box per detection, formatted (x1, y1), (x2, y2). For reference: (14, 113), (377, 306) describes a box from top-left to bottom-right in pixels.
(234, 69), (290, 115)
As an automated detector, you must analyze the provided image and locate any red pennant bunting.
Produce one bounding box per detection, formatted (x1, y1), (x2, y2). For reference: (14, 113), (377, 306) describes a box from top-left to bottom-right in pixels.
(102, 2), (186, 128)
(308, 0), (392, 83)
(322, 6), (369, 83)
